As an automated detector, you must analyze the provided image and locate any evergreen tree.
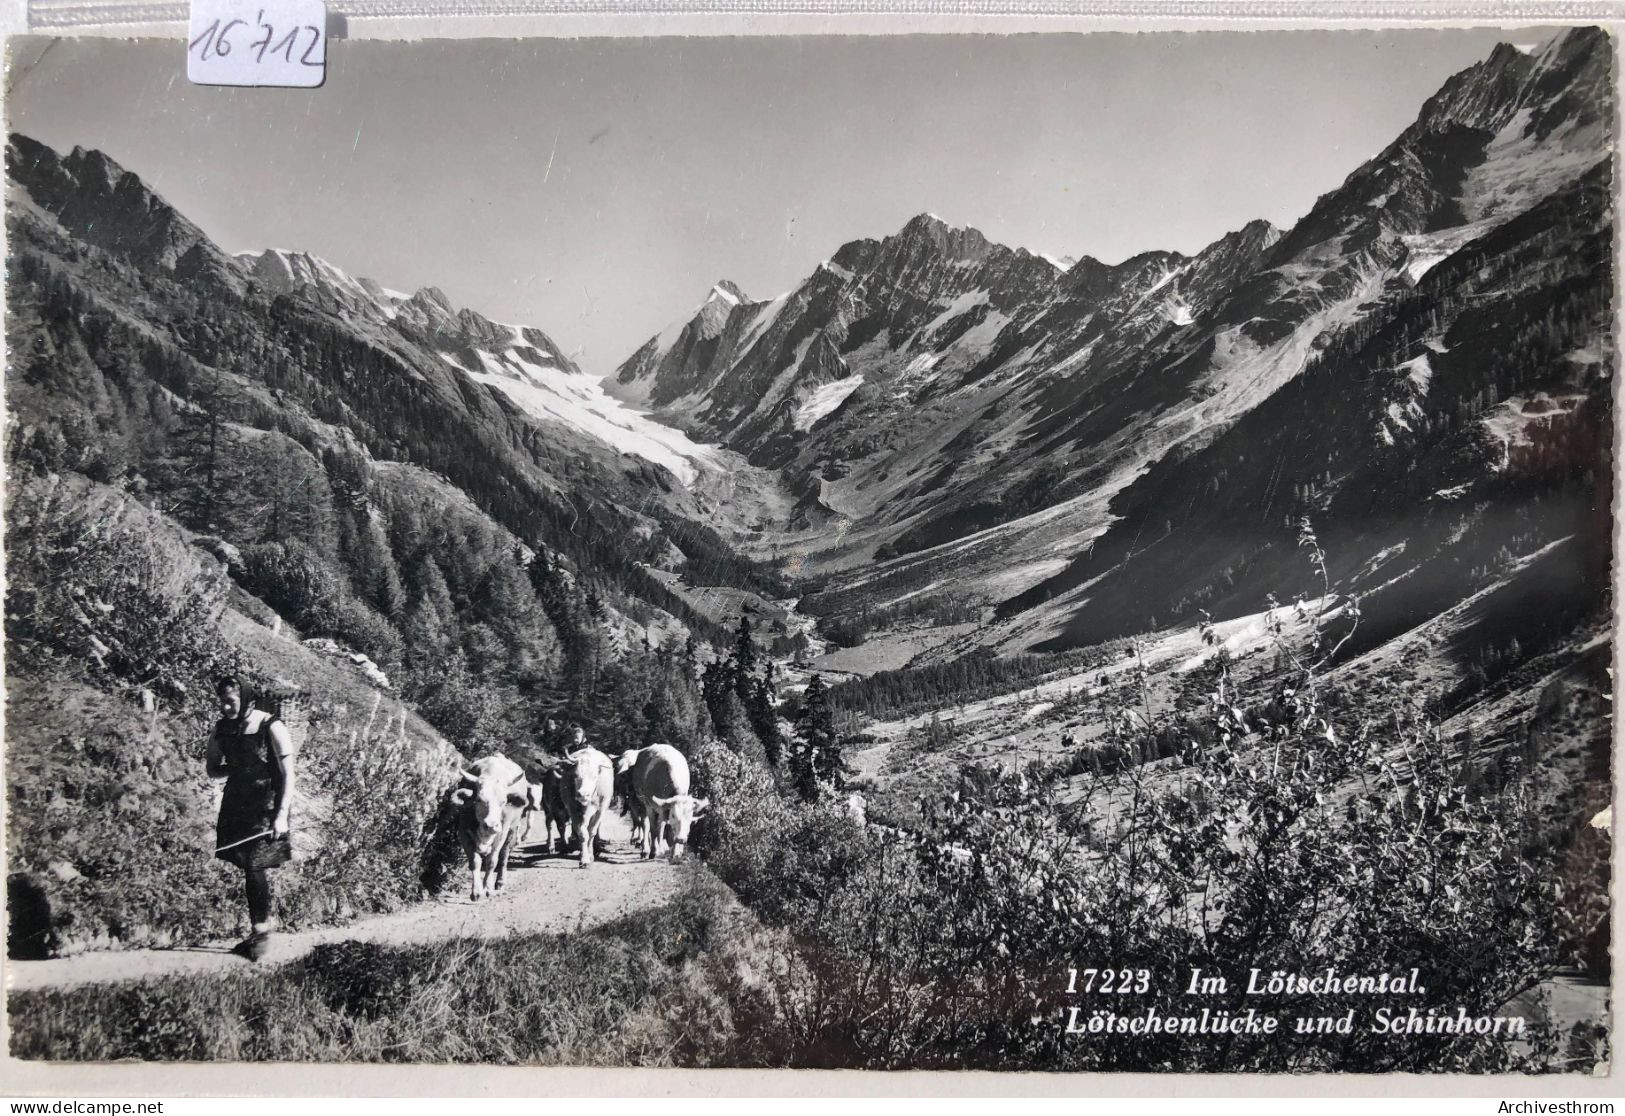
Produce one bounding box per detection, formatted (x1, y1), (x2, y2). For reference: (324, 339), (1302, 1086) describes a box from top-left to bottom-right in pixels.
(749, 673), (784, 767)
(711, 682), (770, 769)
(242, 432), (336, 553)
(792, 673), (840, 802)
(731, 616), (757, 700)
(343, 508), (408, 621)
(701, 656), (737, 738)
(412, 647), (502, 752)
(172, 373), (240, 533)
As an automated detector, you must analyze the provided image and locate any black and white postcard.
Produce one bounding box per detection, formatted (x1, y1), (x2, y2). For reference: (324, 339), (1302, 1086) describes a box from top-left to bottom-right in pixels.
(1, 19), (1616, 1084)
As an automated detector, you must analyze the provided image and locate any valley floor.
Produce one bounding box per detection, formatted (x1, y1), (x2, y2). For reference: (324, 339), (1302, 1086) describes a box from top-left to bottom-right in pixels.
(6, 812), (674, 993)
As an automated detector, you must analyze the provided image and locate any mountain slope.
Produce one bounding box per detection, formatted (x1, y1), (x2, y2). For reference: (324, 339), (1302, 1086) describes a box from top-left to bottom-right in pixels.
(606, 28), (1611, 660)
(4, 133), (787, 667)
(989, 27), (1614, 651)
(1001, 160), (1612, 655)
(230, 248), (733, 487)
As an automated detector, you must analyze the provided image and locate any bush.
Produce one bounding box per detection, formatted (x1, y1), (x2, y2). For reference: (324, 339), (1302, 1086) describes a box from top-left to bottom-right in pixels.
(238, 540), (345, 632)
(5, 474), (238, 697)
(328, 596), (403, 670)
(686, 665), (1584, 1071)
(239, 539), (402, 669)
(289, 691), (464, 919)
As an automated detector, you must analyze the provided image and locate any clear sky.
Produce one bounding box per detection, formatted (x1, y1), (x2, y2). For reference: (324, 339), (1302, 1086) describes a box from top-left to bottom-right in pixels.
(7, 29), (1524, 374)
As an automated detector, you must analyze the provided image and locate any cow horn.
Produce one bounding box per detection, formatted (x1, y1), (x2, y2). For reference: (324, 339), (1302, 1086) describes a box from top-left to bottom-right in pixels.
(692, 797), (711, 817)
(458, 769), (478, 786)
(564, 750), (582, 762)
(652, 795), (675, 807)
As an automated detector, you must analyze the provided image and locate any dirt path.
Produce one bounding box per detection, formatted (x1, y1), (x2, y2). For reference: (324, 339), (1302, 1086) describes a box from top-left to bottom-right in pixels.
(6, 812), (680, 993)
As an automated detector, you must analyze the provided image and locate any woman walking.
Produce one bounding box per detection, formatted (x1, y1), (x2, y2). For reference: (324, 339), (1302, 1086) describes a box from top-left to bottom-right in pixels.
(205, 674), (296, 960)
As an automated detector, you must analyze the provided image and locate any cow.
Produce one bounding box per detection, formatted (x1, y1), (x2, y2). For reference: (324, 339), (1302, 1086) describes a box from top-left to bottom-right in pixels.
(563, 746), (614, 867)
(613, 760), (648, 848)
(449, 754), (529, 901)
(523, 765), (574, 855)
(618, 744), (708, 861)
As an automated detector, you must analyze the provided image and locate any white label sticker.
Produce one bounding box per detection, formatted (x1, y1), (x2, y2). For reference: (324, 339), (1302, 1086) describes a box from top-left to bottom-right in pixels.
(187, 0), (327, 88)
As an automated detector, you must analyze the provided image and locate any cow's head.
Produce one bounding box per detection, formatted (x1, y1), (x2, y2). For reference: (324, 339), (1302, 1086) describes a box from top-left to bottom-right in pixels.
(564, 750), (607, 806)
(451, 769), (527, 851)
(651, 793), (710, 858)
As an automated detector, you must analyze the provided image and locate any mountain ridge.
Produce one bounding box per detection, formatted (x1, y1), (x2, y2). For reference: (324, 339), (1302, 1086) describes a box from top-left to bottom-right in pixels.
(598, 26), (1614, 669)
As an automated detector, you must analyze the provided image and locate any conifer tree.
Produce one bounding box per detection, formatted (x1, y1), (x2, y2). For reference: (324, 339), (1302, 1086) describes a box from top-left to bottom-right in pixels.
(792, 672), (840, 801)
(731, 616), (758, 700)
(173, 373), (240, 533)
(750, 673), (784, 767)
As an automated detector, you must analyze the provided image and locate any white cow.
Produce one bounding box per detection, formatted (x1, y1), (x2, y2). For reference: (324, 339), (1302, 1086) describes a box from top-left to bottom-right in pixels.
(563, 746), (614, 867)
(449, 754), (529, 901)
(617, 744), (708, 861)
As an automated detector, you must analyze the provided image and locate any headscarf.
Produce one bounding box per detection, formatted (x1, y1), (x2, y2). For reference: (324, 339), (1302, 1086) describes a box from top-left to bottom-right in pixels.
(215, 674), (259, 725)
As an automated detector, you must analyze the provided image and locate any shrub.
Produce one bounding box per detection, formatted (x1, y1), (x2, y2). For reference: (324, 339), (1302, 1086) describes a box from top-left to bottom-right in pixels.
(327, 596), (404, 670)
(688, 662), (1584, 1071)
(238, 540), (345, 633)
(288, 691), (464, 919)
(5, 474), (238, 697)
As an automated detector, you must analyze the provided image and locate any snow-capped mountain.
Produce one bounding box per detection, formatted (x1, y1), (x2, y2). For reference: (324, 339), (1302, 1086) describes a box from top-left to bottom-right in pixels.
(609, 211), (1065, 468)
(239, 247), (409, 314)
(610, 27), (1612, 660)
(233, 249), (726, 485)
(5, 26), (1610, 674)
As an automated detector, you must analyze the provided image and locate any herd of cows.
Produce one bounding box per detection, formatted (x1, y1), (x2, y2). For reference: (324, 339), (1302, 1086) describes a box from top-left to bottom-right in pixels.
(447, 741), (710, 901)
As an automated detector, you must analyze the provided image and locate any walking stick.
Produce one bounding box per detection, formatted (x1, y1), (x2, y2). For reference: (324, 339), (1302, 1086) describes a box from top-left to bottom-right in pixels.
(215, 829), (276, 854)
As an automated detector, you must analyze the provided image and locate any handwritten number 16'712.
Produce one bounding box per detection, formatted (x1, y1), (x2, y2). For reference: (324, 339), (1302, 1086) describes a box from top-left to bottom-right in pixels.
(190, 13), (323, 67)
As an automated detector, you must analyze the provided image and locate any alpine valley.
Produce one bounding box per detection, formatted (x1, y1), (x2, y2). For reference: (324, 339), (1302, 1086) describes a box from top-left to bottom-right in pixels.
(2, 27), (1614, 1064)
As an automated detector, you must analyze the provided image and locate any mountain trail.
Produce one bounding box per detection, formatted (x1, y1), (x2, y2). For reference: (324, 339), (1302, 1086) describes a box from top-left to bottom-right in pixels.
(6, 812), (677, 993)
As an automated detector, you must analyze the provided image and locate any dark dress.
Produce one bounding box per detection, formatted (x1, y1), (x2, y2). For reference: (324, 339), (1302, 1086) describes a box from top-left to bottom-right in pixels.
(214, 710), (293, 871)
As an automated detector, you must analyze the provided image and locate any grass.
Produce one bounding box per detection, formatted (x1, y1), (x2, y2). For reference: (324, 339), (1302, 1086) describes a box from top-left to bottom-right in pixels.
(810, 623), (977, 678)
(10, 874), (730, 1064)
(4, 475), (467, 956)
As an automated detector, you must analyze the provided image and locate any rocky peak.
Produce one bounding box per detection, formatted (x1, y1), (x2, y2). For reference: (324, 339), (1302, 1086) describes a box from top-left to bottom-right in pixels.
(240, 249), (347, 297)
(63, 144), (126, 195)
(1186, 220), (1280, 282)
(8, 133), (244, 292)
(1274, 25), (1611, 259)
(691, 280), (750, 338)
(893, 211), (996, 263)
(1418, 26), (1610, 137)
(709, 280), (749, 304)
(454, 306), (514, 349)
(1062, 249), (1185, 304)
(410, 286), (456, 315)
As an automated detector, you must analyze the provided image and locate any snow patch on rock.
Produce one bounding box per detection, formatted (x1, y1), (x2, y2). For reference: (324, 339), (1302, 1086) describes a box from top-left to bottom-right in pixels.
(1479, 392), (1588, 470)
(794, 375), (866, 431)
(442, 341), (726, 484)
